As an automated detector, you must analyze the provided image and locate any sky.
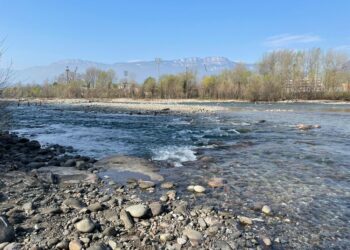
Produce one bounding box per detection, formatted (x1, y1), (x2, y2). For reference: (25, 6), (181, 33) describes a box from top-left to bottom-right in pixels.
(1, 0), (350, 69)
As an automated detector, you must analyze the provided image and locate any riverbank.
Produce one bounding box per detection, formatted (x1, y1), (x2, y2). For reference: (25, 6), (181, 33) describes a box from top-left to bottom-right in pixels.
(0, 132), (278, 249)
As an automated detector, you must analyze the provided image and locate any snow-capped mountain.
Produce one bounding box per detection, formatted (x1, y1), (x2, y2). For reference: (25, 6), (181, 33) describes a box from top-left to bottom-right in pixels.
(12, 57), (251, 84)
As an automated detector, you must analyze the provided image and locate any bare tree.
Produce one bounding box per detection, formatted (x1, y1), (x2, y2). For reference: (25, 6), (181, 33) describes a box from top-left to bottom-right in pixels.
(0, 39), (12, 130)
(0, 39), (11, 90)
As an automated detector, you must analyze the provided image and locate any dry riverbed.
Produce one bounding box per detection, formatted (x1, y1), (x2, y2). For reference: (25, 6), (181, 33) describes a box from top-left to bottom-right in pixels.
(0, 131), (278, 250)
(7, 98), (230, 114)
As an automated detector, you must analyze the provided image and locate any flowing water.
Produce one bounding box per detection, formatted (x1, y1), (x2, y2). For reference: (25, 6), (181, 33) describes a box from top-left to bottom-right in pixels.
(7, 102), (350, 249)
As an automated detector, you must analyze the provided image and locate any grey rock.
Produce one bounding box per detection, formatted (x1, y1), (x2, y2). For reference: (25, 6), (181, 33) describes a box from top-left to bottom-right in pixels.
(75, 218), (95, 233)
(149, 202), (163, 216)
(125, 204), (149, 218)
(63, 198), (86, 210)
(213, 240), (233, 250)
(0, 217), (15, 244)
(120, 209), (134, 229)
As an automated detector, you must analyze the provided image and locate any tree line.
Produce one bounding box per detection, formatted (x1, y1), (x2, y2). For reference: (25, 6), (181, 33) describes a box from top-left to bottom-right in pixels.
(2, 48), (350, 101)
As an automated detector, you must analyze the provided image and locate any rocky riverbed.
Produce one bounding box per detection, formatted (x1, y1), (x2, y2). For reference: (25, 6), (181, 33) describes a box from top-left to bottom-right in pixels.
(0, 132), (278, 250)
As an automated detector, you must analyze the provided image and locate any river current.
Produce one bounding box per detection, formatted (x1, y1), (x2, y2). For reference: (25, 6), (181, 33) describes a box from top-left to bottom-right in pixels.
(8, 102), (350, 249)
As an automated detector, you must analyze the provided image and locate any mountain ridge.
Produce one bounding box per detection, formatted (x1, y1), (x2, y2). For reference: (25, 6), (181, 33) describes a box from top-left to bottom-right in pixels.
(12, 56), (251, 84)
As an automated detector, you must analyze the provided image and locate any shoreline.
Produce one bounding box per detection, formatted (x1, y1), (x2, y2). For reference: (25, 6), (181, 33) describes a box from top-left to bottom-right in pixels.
(0, 132), (276, 249)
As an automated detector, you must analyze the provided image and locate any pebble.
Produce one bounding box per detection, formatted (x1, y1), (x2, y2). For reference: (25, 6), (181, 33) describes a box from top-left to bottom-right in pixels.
(263, 237), (272, 246)
(75, 218), (95, 233)
(63, 198), (86, 210)
(138, 180), (155, 189)
(262, 205), (272, 215)
(159, 233), (173, 242)
(238, 216), (253, 225)
(193, 185), (206, 193)
(183, 228), (203, 241)
(119, 209), (134, 229)
(88, 202), (103, 212)
(161, 182), (174, 189)
(149, 202), (163, 216)
(69, 240), (83, 250)
(177, 237), (187, 245)
(208, 177), (225, 188)
(125, 204), (149, 218)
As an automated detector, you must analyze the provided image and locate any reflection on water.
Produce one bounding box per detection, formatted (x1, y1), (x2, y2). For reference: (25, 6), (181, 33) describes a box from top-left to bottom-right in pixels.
(9, 102), (350, 249)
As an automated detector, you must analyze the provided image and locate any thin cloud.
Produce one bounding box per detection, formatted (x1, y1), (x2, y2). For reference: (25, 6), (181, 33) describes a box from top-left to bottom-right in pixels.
(264, 34), (321, 47)
(334, 45), (350, 51)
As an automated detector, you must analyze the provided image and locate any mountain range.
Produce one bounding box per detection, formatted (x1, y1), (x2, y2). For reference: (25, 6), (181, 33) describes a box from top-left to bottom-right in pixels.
(11, 57), (250, 84)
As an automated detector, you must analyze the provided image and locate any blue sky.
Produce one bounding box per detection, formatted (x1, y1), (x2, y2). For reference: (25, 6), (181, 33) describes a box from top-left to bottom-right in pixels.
(1, 0), (350, 69)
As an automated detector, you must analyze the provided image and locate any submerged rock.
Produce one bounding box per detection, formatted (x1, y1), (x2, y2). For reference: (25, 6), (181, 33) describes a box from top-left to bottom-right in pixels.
(138, 180), (155, 189)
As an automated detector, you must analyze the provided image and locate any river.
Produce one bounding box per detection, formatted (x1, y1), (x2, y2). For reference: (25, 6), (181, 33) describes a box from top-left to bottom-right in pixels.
(7, 101), (350, 249)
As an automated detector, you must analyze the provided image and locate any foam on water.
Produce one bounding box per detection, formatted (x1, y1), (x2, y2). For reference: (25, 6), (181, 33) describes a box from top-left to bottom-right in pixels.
(152, 146), (197, 167)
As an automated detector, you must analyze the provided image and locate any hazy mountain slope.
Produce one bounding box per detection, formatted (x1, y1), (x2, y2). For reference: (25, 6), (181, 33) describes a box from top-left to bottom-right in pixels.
(12, 57), (249, 84)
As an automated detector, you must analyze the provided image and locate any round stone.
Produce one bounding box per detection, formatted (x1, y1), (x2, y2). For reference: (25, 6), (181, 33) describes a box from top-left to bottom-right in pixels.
(69, 240), (83, 250)
(183, 229), (203, 241)
(262, 205), (272, 215)
(161, 182), (174, 189)
(193, 185), (206, 193)
(125, 204), (149, 218)
(75, 218), (95, 233)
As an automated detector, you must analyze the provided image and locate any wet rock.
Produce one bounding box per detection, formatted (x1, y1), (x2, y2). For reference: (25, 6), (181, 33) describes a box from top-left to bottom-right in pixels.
(0, 216), (15, 243)
(238, 216), (253, 225)
(63, 198), (86, 210)
(296, 124), (321, 131)
(64, 159), (76, 167)
(125, 204), (149, 218)
(149, 202), (163, 216)
(262, 205), (272, 215)
(69, 240), (83, 250)
(138, 180), (155, 189)
(193, 185), (206, 193)
(183, 229), (203, 242)
(208, 177), (225, 188)
(120, 209), (134, 229)
(160, 182), (174, 189)
(75, 218), (95, 233)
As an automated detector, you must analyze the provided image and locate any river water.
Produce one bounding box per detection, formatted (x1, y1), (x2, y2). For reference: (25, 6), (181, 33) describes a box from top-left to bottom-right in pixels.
(8, 102), (350, 249)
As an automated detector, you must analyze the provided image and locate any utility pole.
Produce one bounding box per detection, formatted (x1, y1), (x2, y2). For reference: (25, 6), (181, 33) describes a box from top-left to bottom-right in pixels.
(123, 70), (128, 88)
(155, 58), (161, 82)
(65, 66), (70, 84)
